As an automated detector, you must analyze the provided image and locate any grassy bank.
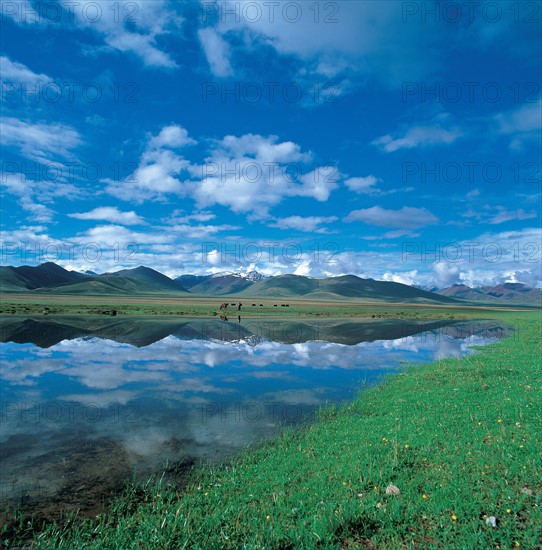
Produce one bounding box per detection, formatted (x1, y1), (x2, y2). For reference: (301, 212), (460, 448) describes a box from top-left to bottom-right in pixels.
(0, 295), (528, 319)
(7, 311), (542, 549)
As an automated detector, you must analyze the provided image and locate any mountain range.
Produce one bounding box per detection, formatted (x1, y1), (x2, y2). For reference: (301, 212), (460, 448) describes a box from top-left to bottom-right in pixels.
(0, 262), (540, 306)
(434, 283), (542, 306)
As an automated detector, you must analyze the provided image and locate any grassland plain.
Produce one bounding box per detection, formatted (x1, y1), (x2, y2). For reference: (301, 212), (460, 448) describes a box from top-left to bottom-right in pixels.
(0, 294), (531, 319)
(3, 310), (541, 549)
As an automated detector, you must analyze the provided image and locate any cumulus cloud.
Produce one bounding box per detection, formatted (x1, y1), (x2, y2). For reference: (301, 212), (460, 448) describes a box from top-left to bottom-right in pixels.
(345, 206), (438, 229)
(190, 133), (336, 215)
(148, 125), (197, 149)
(69, 207), (146, 226)
(105, 124), (196, 202)
(433, 261), (461, 287)
(344, 175), (380, 194)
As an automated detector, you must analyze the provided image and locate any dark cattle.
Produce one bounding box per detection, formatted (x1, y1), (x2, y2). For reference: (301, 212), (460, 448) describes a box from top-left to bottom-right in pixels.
(231, 303), (236, 306)
(273, 305), (277, 307)
(260, 304), (263, 307)
(252, 304), (256, 306)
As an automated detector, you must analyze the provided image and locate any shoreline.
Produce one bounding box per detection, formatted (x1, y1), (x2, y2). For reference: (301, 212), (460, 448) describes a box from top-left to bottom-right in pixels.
(2, 310), (540, 548)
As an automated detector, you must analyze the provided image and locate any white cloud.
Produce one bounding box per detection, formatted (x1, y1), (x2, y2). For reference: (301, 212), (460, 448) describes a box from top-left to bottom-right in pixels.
(190, 133), (337, 215)
(105, 127), (340, 213)
(344, 175), (379, 194)
(433, 262), (461, 287)
(462, 205), (537, 225)
(488, 207), (537, 225)
(60, 0), (180, 68)
(495, 100), (541, 151)
(372, 119), (463, 153)
(69, 207), (146, 226)
(105, 125), (195, 202)
(204, 0), (445, 88)
(0, 56), (51, 86)
(269, 216), (338, 233)
(381, 270), (419, 286)
(198, 27), (233, 77)
(148, 125), (196, 150)
(1, 117), (81, 164)
(1, 172), (81, 223)
(345, 206), (438, 229)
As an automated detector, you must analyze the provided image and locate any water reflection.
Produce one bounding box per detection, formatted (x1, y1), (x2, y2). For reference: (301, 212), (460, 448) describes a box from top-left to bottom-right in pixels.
(0, 316), (509, 523)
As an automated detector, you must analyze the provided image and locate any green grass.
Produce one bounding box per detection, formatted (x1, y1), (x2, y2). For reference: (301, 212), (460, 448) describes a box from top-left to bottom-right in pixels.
(0, 298), (526, 319)
(4, 311), (542, 549)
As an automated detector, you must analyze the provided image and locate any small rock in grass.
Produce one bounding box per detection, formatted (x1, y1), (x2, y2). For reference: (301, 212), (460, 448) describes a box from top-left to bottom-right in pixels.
(521, 487), (533, 496)
(486, 516), (498, 528)
(385, 484), (400, 496)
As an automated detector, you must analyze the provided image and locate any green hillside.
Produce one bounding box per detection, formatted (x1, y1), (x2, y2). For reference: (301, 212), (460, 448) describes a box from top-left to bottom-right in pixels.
(0, 262), (84, 290)
(189, 274), (253, 295)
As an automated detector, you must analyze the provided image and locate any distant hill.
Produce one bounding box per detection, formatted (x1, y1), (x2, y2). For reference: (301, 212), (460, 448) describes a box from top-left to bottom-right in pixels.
(189, 273), (254, 295)
(437, 283), (541, 305)
(242, 274), (457, 303)
(175, 274), (211, 289)
(176, 271), (269, 295)
(106, 266), (187, 293)
(0, 263), (188, 295)
(5, 262), (539, 305)
(0, 262), (86, 291)
(37, 266), (188, 295)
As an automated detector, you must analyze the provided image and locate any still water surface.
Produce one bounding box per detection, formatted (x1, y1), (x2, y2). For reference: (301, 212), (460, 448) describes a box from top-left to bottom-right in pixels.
(0, 316), (509, 521)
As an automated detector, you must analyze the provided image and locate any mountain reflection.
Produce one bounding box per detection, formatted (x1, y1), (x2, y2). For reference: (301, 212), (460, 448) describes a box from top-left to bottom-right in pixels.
(0, 316), (509, 347)
(0, 316), (509, 524)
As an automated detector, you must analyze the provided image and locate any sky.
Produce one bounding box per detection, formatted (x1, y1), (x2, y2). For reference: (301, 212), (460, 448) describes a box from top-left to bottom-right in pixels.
(1, 0), (541, 288)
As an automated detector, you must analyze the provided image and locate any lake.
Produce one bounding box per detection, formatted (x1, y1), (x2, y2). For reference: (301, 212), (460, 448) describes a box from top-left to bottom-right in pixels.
(0, 316), (509, 523)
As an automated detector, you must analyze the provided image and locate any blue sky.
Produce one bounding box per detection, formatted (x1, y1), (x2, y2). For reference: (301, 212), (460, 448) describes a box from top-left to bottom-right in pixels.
(1, 0), (540, 288)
